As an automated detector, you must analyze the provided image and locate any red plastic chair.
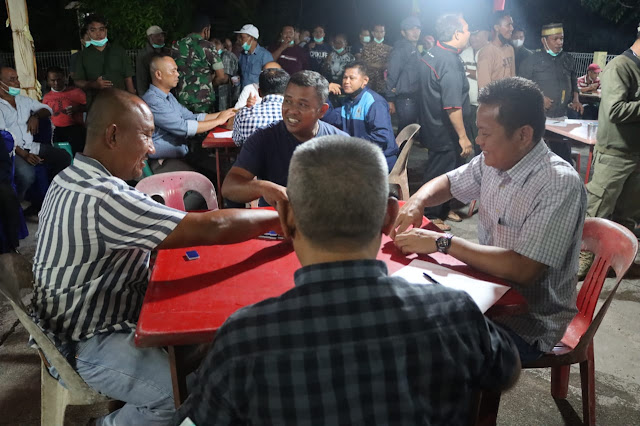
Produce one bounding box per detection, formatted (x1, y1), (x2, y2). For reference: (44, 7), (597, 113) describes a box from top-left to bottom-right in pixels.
(477, 218), (637, 426)
(522, 218), (637, 425)
(135, 171), (218, 211)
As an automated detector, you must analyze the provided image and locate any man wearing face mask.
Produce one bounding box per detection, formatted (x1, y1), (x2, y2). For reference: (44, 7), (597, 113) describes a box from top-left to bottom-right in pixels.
(322, 34), (355, 84)
(270, 25), (309, 76)
(511, 27), (532, 75)
(69, 26), (91, 84)
(361, 24), (392, 94)
(172, 15), (227, 114)
(236, 24), (274, 88)
(306, 25), (333, 74)
(136, 25), (169, 95)
(519, 23), (583, 163)
(74, 14), (135, 107)
(353, 28), (371, 59)
(211, 37), (240, 111)
(477, 11), (515, 89)
(386, 16), (422, 133)
(0, 67), (70, 213)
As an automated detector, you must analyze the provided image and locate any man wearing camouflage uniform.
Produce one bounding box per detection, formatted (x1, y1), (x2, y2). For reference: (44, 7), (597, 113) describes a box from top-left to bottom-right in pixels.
(171, 15), (227, 113)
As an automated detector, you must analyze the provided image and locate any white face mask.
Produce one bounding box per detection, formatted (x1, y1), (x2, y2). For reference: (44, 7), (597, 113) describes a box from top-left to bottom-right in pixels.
(511, 39), (524, 48)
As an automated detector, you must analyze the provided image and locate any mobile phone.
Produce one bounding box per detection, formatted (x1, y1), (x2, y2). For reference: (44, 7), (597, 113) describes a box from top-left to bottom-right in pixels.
(185, 250), (200, 260)
(258, 231), (285, 240)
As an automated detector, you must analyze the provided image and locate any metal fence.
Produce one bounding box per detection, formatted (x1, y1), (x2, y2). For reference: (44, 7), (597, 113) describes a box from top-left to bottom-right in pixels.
(0, 49), (619, 83)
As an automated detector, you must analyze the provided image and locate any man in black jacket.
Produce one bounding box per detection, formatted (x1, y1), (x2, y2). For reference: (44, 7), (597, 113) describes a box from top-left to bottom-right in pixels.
(386, 16), (422, 133)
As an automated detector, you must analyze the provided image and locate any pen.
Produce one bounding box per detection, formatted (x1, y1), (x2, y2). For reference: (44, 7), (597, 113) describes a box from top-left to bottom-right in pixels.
(423, 272), (441, 285)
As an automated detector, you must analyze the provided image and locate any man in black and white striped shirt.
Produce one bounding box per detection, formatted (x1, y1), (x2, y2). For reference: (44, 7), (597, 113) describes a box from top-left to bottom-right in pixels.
(31, 88), (280, 426)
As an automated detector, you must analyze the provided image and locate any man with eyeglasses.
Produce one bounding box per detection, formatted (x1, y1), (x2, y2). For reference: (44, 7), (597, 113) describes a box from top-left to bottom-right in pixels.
(222, 70), (347, 208)
(74, 14), (135, 107)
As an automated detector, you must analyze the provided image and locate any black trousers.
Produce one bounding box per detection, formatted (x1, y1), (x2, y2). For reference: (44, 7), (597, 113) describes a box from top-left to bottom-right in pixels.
(423, 149), (461, 220)
(0, 183), (21, 250)
(53, 125), (86, 155)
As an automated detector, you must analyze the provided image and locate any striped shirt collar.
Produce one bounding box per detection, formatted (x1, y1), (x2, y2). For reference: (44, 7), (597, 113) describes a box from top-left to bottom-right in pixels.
(503, 140), (548, 183)
(74, 153), (113, 177)
(294, 259), (388, 288)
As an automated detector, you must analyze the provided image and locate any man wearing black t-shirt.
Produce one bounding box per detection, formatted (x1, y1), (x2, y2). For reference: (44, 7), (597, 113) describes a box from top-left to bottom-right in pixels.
(418, 13), (473, 231)
(222, 70), (347, 207)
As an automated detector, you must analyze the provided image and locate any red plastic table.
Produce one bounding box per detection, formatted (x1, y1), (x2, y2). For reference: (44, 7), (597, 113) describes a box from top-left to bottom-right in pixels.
(202, 127), (238, 206)
(135, 219), (526, 406)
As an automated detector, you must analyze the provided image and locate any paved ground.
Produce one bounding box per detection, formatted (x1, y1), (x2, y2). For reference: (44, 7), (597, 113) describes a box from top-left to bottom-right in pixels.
(1, 142), (639, 425)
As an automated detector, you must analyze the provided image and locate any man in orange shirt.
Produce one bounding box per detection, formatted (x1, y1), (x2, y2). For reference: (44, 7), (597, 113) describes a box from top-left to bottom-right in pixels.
(43, 67), (87, 155)
(477, 11), (515, 89)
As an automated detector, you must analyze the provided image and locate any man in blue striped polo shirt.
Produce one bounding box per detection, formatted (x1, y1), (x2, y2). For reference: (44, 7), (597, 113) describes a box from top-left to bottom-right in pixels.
(31, 89), (280, 425)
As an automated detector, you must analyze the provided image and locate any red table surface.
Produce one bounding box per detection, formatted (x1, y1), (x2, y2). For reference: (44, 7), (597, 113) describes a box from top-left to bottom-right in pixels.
(202, 126), (235, 148)
(135, 220), (526, 348)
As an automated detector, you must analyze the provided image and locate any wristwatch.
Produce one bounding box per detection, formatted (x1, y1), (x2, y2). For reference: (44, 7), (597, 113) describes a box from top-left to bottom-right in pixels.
(436, 233), (453, 254)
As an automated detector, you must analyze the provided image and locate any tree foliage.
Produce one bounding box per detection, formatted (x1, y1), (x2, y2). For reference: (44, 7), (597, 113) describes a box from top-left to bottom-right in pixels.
(78, 0), (195, 48)
(580, 0), (640, 24)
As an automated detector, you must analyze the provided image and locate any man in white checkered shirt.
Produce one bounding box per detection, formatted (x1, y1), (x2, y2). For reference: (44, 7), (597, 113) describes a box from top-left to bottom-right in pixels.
(232, 67), (289, 146)
(393, 77), (586, 362)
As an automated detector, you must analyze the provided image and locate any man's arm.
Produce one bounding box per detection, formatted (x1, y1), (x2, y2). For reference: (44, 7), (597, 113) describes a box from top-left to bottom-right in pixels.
(447, 108), (472, 156)
(196, 110), (235, 134)
(476, 47), (492, 89)
(385, 47), (402, 102)
(213, 67), (228, 86)
(156, 208), (280, 250)
(221, 166), (288, 207)
(604, 65), (640, 123)
(270, 42), (288, 60)
(365, 101), (395, 151)
(124, 76), (136, 94)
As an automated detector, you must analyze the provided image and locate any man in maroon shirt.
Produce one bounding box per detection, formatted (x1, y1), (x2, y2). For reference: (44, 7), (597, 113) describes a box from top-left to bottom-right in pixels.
(270, 25), (309, 75)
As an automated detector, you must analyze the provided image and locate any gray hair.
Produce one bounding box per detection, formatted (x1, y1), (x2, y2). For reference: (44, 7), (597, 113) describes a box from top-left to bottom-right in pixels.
(435, 13), (464, 42)
(287, 135), (389, 250)
(287, 70), (329, 105)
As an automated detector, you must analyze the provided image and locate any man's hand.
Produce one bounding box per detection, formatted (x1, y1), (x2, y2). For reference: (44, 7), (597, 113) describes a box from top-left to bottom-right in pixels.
(543, 96), (554, 111)
(95, 76), (113, 89)
(388, 101), (396, 115)
(328, 82), (342, 95)
(219, 108), (236, 122)
(459, 135), (473, 157)
(390, 197), (425, 239)
(261, 183), (288, 208)
(394, 228), (440, 255)
(308, 42), (316, 49)
(569, 100), (584, 115)
(27, 115), (39, 135)
(246, 93), (258, 108)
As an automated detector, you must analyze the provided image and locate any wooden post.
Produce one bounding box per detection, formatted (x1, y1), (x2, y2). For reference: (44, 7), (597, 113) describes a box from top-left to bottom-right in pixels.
(5, 0), (40, 100)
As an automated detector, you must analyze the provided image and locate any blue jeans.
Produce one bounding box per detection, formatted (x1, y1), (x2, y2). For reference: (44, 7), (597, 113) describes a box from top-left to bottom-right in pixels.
(73, 331), (175, 425)
(502, 327), (544, 363)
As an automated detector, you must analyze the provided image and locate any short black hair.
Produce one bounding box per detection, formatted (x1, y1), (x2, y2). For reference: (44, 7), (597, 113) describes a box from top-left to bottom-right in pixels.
(344, 61), (368, 77)
(46, 66), (65, 78)
(513, 26), (525, 35)
(259, 68), (290, 96)
(478, 77), (546, 142)
(287, 70), (329, 104)
(493, 10), (511, 27)
(435, 13), (464, 42)
(84, 14), (107, 27)
(192, 14), (211, 33)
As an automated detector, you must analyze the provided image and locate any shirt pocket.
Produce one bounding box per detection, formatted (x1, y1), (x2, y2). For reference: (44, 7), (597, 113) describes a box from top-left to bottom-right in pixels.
(494, 222), (521, 249)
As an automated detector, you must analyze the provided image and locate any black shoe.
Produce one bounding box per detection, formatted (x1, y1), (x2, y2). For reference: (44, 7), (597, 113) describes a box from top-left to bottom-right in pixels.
(22, 204), (41, 217)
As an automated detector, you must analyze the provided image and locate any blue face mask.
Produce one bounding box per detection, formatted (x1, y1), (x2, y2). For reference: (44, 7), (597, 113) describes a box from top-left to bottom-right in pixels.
(152, 43), (165, 49)
(242, 42), (251, 52)
(218, 48), (224, 55)
(1, 82), (20, 97)
(374, 37), (384, 44)
(362, 36), (371, 43)
(90, 37), (108, 47)
(314, 37), (324, 43)
(334, 47), (345, 54)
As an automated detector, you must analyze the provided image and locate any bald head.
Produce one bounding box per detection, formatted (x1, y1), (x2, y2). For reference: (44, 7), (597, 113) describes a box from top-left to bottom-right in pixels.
(85, 89), (156, 180)
(263, 61), (282, 70)
(149, 54), (179, 91)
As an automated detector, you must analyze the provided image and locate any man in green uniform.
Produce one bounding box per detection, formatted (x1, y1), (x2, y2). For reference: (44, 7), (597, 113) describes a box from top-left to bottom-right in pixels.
(519, 23), (583, 163)
(74, 14), (135, 107)
(579, 31), (640, 277)
(171, 15), (226, 113)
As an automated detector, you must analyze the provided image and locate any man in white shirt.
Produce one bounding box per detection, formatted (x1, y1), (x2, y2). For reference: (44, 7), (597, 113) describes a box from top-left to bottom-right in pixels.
(460, 29), (489, 155)
(0, 67), (70, 210)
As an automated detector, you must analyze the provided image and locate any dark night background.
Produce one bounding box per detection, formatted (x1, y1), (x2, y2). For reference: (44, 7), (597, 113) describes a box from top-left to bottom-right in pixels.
(0, 0), (638, 54)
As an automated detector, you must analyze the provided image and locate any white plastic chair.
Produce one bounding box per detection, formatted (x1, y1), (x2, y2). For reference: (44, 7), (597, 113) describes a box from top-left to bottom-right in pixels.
(389, 124), (420, 201)
(0, 253), (113, 425)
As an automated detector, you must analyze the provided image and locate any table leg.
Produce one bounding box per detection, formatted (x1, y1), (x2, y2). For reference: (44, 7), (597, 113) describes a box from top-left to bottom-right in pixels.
(215, 148), (223, 207)
(168, 346), (189, 409)
(584, 146), (594, 185)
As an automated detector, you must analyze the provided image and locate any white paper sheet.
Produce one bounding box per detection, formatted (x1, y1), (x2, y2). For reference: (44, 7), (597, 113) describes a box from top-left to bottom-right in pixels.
(213, 130), (233, 138)
(545, 118), (569, 127)
(391, 259), (510, 313)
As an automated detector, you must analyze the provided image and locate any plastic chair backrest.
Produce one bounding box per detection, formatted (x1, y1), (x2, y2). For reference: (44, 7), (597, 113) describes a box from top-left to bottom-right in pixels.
(0, 253), (103, 403)
(135, 171), (218, 211)
(389, 124), (420, 201)
(561, 218), (638, 350)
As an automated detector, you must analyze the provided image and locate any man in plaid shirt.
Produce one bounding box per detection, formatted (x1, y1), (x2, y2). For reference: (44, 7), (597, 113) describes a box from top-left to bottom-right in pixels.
(176, 135), (520, 425)
(232, 68), (289, 146)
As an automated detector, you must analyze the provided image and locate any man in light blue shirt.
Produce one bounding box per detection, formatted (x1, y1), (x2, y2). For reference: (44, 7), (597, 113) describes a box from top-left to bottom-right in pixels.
(232, 68), (289, 146)
(141, 54), (234, 173)
(235, 24), (274, 87)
